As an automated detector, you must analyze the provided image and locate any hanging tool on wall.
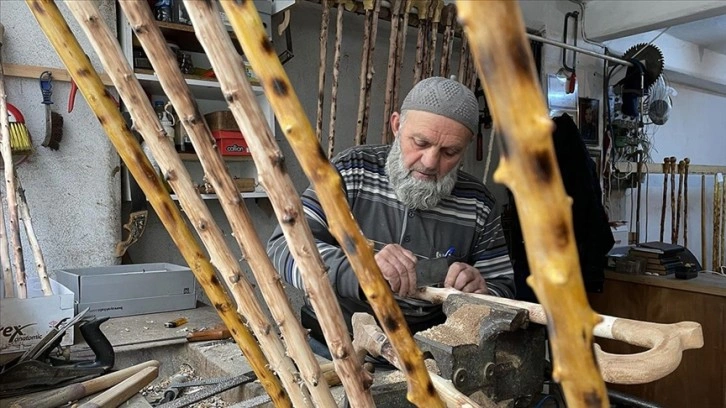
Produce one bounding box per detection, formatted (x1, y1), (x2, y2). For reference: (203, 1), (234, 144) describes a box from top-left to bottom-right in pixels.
(39, 71), (64, 150)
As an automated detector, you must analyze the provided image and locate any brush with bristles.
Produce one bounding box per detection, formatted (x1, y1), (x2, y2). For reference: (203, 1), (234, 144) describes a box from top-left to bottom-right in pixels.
(6, 104), (33, 154)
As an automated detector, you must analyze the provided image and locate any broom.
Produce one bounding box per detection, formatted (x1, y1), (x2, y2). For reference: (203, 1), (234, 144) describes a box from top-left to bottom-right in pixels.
(6, 104), (33, 154)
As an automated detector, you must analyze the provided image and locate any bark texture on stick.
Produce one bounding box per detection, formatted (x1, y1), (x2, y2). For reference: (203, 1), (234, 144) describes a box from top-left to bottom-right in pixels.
(0, 52), (25, 299)
(0, 65), (15, 298)
(412, 0), (429, 85)
(382, 0), (403, 144)
(416, 287), (703, 385)
(17, 181), (52, 295)
(670, 156), (677, 244)
(456, 33), (469, 83)
(113, 2), (310, 407)
(392, 1), (412, 115)
(352, 313), (490, 408)
(316, 0), (330, 144)
(185, 1), (359, 405)
(456, 2), (608, 406)
(221, 1), (445, 406)
(439, 5), (455, 78)
(30, 2), (288, 406)
(327, 2), (344, 159)
(427, 1), (443, 78)
(359, 0), (380, 145)
(354, 0), (375, 146)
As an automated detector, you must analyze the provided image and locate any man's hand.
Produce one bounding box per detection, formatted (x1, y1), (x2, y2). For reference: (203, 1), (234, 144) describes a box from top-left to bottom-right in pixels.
(444, 262), (488, 294)
(375, 244), (417, 297)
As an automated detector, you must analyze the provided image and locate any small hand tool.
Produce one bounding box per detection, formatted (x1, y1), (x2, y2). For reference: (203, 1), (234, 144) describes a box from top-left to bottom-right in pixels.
(155, 372), (256, 408)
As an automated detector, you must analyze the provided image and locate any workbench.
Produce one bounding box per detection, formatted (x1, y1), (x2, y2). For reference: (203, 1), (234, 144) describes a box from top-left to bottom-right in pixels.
(588, 271), (726, 408)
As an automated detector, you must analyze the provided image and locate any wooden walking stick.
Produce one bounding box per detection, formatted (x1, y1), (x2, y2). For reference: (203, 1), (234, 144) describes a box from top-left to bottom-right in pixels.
(0, 188), (13, 298)
(354, 0), (378, 146)
(456, 33), (469, 83)
(359, 0), (381, 146)
(683, 158), (690, 248)
(316, 0), (331, 144)
(352, 313), (492, 408)
(412, 0), (431, 85)
(427, 1), (444, 78)
(28, 2), (288, 406)
(183, 1), (364, 405)
(701, 174), (707, 267)
(17, 180), (52, 295)
(392, 1), (413, 118)
(438, 4), (455, 77)
(675, 159), (685, 244)
(109, 3), (312, 406)
(382, 0), (403, 145)
(714, 174), (723, 271)
(327, 1), (344, 159)
(659, 157), (669, 242)
(416, 287), (704, 385)
(670, 156), (677, 243)
(221, 1), (445, 406)
(457, 1), (608, 406)
(0, 45), (26, 299)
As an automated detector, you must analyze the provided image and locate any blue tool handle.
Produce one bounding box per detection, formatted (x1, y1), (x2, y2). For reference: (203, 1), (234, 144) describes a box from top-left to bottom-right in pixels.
(39, 71), (53, 105)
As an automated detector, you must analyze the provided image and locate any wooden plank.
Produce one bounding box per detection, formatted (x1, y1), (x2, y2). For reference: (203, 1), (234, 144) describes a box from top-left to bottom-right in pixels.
(2, 63), (114, 86)
(604, 271), (726, 297)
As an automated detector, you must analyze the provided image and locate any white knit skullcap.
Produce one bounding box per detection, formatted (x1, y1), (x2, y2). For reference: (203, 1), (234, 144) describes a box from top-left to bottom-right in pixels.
(401, 76), (479, 134)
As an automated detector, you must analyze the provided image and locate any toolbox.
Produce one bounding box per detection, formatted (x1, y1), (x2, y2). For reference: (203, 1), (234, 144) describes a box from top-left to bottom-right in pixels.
(55, 263), (197, 319)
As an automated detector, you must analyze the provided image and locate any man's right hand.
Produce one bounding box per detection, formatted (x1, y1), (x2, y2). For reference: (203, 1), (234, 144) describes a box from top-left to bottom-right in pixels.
(375, 244), (417, 297)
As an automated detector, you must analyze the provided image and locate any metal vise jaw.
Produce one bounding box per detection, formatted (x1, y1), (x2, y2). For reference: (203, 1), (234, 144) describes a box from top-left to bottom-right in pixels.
(414, 294), (546, 407)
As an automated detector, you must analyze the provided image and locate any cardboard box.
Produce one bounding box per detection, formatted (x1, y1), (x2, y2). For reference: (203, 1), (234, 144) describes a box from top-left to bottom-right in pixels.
(55, 263), (196, 319)
(0, 278), (75, 355)
(212, 130), (250, 156)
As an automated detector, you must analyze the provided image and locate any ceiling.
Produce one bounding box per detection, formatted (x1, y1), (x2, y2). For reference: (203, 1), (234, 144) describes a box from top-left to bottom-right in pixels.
(666, 14), (726, 55)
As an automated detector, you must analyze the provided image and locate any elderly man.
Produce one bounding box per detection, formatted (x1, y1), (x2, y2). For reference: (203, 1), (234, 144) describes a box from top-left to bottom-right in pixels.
(267, 76), (514, 341)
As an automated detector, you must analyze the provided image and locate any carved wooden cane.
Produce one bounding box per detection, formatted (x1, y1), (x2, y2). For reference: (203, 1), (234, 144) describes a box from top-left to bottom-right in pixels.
(438, 4), (455, 78)
(382, 0), (403, 144)
(416, 287), (704, 385)
(392, 0), (413, 114)
(659, 157), (669, 242)
(457, 1), (608, 406)
(426, 1), (444, 78)
(675, 160), (685, 244)
(221, 1), (445, 406)
(670, 156), (677, 243)
(683, 158), (690, 248)
(355, 0), (379, 146)
(185, 1), (372, 405)
(27, 2), (288, 405)
(412, 0), (431, 85)
(316, 0), (331, 144)
(327, 1), (344, 159)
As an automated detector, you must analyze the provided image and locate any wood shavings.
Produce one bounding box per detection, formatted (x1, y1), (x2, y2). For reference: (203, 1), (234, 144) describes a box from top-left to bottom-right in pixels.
(417, 304), (490, 346)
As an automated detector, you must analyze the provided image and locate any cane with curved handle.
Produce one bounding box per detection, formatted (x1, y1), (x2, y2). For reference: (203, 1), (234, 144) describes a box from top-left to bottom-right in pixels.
(414, 287), (704, 384)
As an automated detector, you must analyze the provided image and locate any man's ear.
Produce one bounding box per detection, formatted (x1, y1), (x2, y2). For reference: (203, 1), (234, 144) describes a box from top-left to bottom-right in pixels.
(390, 111), (401, 136)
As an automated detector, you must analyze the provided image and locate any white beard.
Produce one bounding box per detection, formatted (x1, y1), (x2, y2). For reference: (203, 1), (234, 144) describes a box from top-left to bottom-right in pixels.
(385, 137), (459, 210)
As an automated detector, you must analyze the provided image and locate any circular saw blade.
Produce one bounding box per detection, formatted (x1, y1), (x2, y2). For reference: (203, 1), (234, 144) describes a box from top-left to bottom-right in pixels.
(622, 43), (665, 91)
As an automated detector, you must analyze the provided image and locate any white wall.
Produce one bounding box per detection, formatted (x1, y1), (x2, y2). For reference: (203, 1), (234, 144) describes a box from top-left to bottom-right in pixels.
(0, 1), (120, 288)
(621, 83), (726, 269)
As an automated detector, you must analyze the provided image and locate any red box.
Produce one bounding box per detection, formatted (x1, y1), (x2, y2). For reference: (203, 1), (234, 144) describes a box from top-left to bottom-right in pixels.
(212, 130), (250, 156)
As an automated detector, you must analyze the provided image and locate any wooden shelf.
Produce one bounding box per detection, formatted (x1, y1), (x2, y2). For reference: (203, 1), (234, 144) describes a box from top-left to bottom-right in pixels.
(178, 153), (253, 162)
(149, 21), (241, 54)
(134, 70), (262, 100)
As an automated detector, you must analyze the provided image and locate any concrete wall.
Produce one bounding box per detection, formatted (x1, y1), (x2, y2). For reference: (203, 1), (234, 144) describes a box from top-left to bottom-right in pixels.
(0, 1), (120, 288)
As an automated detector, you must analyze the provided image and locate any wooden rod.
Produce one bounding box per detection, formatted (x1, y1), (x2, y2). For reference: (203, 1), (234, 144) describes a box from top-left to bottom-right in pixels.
(327, 2), (344, 159)
(360, 0), (381, 145)
(684, 158), (690, 248)
(0, 39), (26, 299)
(354, 0), (375, 146)
(316, 0), (331, 144)
(28, 2), (288, 406)
(715, 174), (723, 271)
(670, 156), (677, 244)
(381, 0), (403, 144)
(17, 180), (52, 295)
(113, 2), (309, 406)
(221, 1), (445, 406)
(439, 4), (455, 77)
(427, 1), (443, 78)
(457, 1), (608, 406)
(701, 174), (707, 267)
(2, 63), (114, 87)
(391, 0), (412, 125)
(0, 26), (15, 298)
(659, 157), (668, 242)
(676, 160), (685, 244)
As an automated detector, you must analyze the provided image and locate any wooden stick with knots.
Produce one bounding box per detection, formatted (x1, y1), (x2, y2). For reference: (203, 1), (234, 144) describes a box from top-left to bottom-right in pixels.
(392, 0), (413, 115)
(676, 159), (685, 244)
(221, 1), (445, 406)
(659, 156), (668, 242)
(701, 174), (707, 266)
(457, 1), (608, 406)
(427, 1), (444, 78)
(412, 0), (431, 85)
(316, 0), (330, 144)
(382, 0), (403, 144)
(327, 1), (344, 159)
(438, 4), (455, 78)
(354, 0), (379, 146)
(670, 156), (677, 243)
(27, 1), (288, 405)
(683, 158), (690, 247)
(416, 287), (704, 385)
(17, 180), (52, 295)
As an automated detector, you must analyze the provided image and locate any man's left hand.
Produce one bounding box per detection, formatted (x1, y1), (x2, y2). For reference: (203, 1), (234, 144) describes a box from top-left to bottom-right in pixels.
(444, 262), (488, 294)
